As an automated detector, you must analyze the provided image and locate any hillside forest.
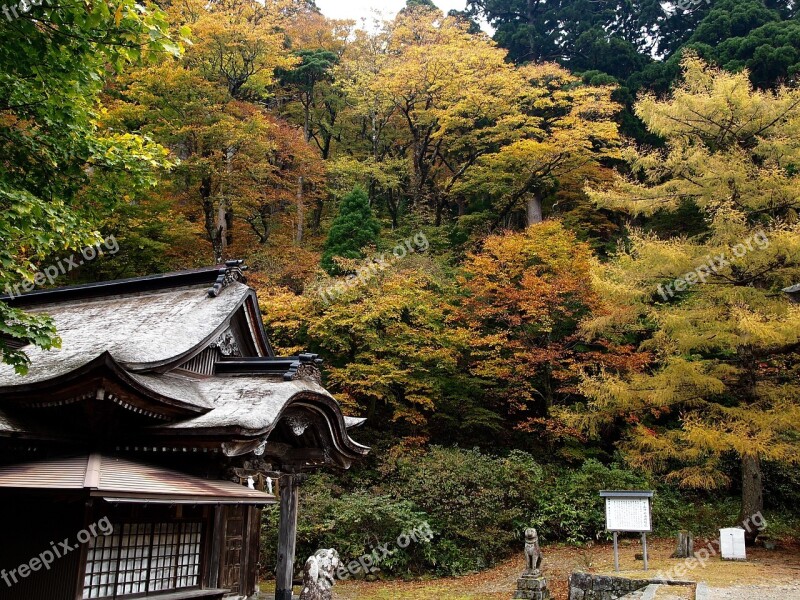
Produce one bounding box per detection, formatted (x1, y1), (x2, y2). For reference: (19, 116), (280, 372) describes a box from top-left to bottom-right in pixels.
(2, 0), (800, 577)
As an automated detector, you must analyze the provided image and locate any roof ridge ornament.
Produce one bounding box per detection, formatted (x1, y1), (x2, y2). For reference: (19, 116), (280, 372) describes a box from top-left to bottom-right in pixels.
(284, 353), (323, 384)
(208, 260), (248, 298)
(211, 330), (241, 357)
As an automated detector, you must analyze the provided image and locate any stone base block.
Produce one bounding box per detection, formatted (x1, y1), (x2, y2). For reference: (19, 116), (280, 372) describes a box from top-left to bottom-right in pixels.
(512, 592), (550, 600)
(513, 575), (550, 600)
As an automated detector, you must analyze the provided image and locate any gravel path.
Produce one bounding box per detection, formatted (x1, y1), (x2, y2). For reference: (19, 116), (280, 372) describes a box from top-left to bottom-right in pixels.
(654, 588), (691, 599)
(706, 585), (800, 600)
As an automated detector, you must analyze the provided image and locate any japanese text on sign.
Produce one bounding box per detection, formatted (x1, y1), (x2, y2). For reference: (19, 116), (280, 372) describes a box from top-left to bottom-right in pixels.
(605, 498), (651, 532)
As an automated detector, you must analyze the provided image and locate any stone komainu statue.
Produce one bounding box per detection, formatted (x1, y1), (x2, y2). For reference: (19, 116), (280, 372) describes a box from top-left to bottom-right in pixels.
(524, 528), (542, 574)
(514, 528), (549, 599)
(299, 548), (339, 600)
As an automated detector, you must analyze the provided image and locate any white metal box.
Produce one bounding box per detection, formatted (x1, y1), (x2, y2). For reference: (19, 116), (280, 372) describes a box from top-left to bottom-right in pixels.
(720, 527), (746, 560)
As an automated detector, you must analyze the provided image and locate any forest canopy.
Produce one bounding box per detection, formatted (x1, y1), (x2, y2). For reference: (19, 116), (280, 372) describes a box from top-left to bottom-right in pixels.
(1, 0), (799, 574)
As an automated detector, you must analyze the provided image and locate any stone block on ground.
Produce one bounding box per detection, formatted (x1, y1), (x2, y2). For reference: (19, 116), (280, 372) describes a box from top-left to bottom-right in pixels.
(570, 588), (586, 600)
(672, 531), (694, 559)
(513, 575), (551, 599)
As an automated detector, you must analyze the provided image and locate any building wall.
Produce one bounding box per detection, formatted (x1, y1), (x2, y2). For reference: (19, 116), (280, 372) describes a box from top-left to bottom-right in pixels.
(0, 494), (85, 600)
(214, 505), (262, 599)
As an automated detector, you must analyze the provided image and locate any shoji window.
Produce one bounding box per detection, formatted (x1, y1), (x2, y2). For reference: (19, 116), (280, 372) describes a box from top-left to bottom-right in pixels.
(82, 521), (202, 599)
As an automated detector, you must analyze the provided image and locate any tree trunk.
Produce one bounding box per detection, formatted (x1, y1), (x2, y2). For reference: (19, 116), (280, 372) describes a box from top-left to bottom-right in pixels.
(296, 175), (304, 244)
(526, 193), (543, 226)
(738, 344), (763, 546)
(303, 93), (311, 143)
(740, 454), (763, 546)
(214, 147), (235, 263)
(216, 199), (229, 263)
(320, 104), (334, 160)
(386, 189), (399, 228)
(296, 101), (311, 244)
(672, 530), (694, 558)
(200, 175), (222, 264)
(311, 196), (324, 232)
(411, 148), (424, 206)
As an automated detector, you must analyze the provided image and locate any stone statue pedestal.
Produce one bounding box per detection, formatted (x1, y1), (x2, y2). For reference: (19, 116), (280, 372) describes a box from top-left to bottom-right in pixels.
(513, 570), (550, 600)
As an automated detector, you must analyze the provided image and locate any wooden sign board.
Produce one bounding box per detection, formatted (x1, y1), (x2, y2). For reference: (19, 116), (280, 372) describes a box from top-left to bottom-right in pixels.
(600, 490), (653, 533)
(600, 490), (654, 572)
(605, 497), (652, 532)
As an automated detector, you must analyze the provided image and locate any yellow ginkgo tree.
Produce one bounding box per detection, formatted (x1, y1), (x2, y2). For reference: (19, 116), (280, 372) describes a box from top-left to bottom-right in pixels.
(336, 7), (529, 225)
(569, 55), (800, 539)
(457, 63), (621, 228)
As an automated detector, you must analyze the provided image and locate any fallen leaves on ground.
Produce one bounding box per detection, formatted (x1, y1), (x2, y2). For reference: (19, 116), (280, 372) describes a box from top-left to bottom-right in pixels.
(329, 538), (800, 600)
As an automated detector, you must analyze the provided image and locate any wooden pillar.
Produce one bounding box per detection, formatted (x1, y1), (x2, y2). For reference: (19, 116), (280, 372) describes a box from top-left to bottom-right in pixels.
(244, 506), (263, 596)
(207, 505), (224, 589)
(73, 498), (94, 600)
(275, 473), (299, 600)
(641, 532), (648, 571)
(673, 530), (694, 558)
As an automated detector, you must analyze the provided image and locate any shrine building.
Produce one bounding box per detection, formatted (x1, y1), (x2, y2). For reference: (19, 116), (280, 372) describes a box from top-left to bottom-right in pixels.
(0, 262), (368, 600)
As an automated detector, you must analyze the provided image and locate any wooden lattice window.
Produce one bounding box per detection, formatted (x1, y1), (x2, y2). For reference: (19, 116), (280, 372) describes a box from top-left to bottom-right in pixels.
(82, 521), (202, 599)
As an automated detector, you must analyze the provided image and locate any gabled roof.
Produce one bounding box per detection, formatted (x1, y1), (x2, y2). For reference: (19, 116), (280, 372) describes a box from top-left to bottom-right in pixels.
(131, 371), (333, 430)
(1, 264), (247, 307)
(0, 263), (271, 384)
(0, 264), (369, 470)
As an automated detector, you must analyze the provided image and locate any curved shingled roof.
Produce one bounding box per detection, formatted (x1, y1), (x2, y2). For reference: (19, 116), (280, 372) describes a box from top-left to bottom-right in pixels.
(0, 281), (254, 385)
(0, 265), (369, 469)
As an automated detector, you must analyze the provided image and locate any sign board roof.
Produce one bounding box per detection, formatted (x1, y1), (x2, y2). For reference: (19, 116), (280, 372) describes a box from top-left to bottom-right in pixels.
(600, 490), (654, 498)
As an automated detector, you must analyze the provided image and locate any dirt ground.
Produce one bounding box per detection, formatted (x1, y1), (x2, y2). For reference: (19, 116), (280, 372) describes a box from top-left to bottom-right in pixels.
(325, 537), (800, 600)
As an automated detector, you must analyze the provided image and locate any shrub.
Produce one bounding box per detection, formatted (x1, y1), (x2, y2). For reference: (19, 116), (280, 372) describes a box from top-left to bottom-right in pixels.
(260, 451), (761, 580)
(390, 447), (544, 573)
(261, 448), (544, 578)
(532, 459), (650, 544)
(261, 476), (435, 578)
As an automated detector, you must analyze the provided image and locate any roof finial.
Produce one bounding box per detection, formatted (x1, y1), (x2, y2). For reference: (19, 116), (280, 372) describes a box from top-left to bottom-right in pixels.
(208, 260), (248, 298)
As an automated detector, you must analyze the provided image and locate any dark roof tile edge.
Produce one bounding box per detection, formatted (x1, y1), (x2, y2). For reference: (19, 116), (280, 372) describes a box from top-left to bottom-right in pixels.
(1, 262), (248, 307)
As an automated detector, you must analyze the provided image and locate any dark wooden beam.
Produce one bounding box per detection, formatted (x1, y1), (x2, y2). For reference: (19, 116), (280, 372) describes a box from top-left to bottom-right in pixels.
(245, 506), (262, 596)
(72, 498), (94, 600)
(275, 474), (300, 600)
(209, 506), (224, 589)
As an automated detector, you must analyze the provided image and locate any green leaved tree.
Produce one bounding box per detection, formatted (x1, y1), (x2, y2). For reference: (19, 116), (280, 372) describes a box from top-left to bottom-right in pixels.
(321, 187), (380, 275)
(0, 0), (180, 373)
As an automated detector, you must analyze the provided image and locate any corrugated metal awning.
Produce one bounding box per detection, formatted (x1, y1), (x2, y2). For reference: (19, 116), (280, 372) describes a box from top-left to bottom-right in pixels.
(0, 454), (275, 505)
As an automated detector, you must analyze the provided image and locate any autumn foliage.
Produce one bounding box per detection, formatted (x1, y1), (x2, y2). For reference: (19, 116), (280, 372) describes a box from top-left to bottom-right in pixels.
(3, 0), (800, 555)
